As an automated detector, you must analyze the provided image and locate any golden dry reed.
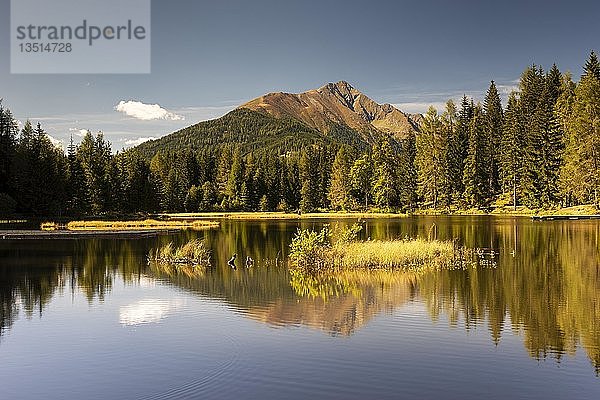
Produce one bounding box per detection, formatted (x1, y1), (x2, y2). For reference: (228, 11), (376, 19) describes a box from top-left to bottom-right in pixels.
(65, 219), (219, 231)
(148, 239), (212, 267)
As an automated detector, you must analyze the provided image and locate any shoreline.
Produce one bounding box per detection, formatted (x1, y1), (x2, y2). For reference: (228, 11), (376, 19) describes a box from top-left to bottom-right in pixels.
(2, 206), (598, 238)
(0, 229), (181, 240)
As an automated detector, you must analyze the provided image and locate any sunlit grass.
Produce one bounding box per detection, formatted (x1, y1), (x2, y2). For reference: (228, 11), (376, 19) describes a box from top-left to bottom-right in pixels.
(336, 238), (467, 271)
(289, 224), (476, 273)
(40, 221), (61, 231)
(65, 219), (219, 231)
(148, 239), (211, 267)
(162, 211), (408, 220)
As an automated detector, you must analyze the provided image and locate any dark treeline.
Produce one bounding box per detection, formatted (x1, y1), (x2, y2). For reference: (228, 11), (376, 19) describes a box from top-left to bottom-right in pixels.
(1, 52), (599, 217)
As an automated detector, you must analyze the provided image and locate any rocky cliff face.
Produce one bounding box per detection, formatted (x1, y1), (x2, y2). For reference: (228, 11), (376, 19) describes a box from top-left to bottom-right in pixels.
(240, 80), (419, 142)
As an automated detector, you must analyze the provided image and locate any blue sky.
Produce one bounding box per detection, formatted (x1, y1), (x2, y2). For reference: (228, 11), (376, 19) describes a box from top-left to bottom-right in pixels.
(1, 0), (599, 150)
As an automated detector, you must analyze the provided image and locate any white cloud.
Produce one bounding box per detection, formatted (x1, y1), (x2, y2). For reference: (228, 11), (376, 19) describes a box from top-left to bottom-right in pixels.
(124, 136), (157, 146)
(495, 83), (519, 97)
(47, 134), (63, 149)
(69, 128), (90, 137)
(115, 100), (184, 121)
(393, 102), (449, 114)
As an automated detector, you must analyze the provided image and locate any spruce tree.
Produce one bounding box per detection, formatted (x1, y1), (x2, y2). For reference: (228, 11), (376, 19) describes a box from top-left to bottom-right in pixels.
(447, 95), (472, 203)
(328, 146), (352, 210)
(463, 105), (487, 207)
(372, 139), (399, 209)
(14, 122), (67, 215)
(150, 151), (169, 211)
(398, 132), (418, 210)
(349, 153), (373, 209)
(538, 66), (564, 206)
(584, 50), (600, 81)
(556, 73), (579, 205)
(440, 100), (457, 206)
(0, 101), (18, 197)
(216, 146), (232, 203)
(225, 147), (244, 209)
(519, 66), (546, 208)
(416, 107), (447, 208)
(500, 93), (524, 209)
(483, 81), (504, 198)
(66, 135), (87, 214)
(299, 148), (319, 212)
(570, 67), (600, 204)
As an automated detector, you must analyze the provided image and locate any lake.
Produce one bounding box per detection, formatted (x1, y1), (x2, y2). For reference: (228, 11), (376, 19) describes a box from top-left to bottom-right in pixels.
(1, 216), (599, 399)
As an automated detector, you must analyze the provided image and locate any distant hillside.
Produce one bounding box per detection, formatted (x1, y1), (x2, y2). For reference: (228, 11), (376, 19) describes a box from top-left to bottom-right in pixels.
(136, 81), (419, 158)
(136, 108), (363, 157)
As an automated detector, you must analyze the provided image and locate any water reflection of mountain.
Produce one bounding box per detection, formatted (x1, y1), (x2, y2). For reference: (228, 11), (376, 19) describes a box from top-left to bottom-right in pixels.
(0, 218), (599, 373)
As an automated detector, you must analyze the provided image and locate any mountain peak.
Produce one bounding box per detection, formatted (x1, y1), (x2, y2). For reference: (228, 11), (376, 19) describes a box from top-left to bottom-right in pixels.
(319, 80), (355, 92)
(240, 81), (418, 141)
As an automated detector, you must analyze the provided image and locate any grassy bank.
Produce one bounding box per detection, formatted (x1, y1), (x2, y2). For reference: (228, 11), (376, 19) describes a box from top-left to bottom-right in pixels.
(289, 224), (476, 273)
(162, 211), (409, 220)
(414, 204), (599, 217)
(42, 219), (220, 231)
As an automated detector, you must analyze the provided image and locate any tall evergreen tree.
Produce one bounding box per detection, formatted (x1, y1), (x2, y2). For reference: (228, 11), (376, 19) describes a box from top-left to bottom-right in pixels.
(398, 132), (418, 210)
(14, 122), (67, 215)
(483, 81), (504, 197)
(519, 65), (546, 208)
(463, 105), (487, 207)
(557, 73), (580, 205)
(66, 135), (87, 214)
(584, 50), (600, 81)
(538, 65), (564, 206)
(0, 101), (18, 199)
(328, 146), (352, 210)
(77, 132), (112, 213)
(372, 139), (399, 209)
(349, 153), (373, 209)
(416, 107), (447, 208)
(440, 100), (457, 206)
(447, 95), (472, 202)
(299, 148), (319, 212)
(569, 66), (600, 204)
(216, 146), (232, 203)
(499, 93), (524, 209)
(225, 147), (244, 209)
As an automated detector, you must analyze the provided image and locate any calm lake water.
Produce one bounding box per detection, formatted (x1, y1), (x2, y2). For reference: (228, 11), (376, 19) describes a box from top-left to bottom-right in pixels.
(1, 216), (599, 399)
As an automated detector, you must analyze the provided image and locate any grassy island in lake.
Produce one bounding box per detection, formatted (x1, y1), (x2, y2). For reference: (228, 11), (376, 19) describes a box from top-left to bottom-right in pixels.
(41, 219), (220, 231)
(289, 224), (477, 273)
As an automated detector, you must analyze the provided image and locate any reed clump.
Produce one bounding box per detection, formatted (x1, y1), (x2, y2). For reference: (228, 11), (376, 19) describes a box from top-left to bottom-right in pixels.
(40, 221), (62, 231)
(289, 224), (475, 273)
(148, 239), (211, 267)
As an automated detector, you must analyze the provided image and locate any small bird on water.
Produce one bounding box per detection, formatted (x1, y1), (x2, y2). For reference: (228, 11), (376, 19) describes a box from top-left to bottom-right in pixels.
(245, 256), (254, 268)
(228, 253), (237, 269)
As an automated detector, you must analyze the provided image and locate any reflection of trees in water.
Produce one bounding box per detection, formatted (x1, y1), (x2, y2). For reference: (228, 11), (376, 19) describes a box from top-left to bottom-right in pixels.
(418, 221), (600, 374)
(0, 260), (63, 337)
(1, 219), (599, 372)
(0, 238), (149, 339)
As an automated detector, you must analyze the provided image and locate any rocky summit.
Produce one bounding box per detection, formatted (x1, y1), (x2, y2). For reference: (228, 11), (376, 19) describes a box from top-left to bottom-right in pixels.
(241, 80), (419, 142)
